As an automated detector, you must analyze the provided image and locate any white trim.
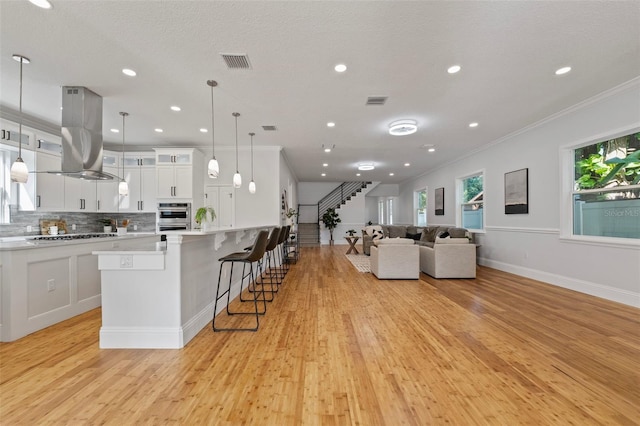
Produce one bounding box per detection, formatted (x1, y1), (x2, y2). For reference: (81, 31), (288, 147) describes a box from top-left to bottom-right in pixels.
(559, 236), (640, 249)
(478, 257), (640, 308)
(485, 226), (559, 235)
(575, 184), (640, 195)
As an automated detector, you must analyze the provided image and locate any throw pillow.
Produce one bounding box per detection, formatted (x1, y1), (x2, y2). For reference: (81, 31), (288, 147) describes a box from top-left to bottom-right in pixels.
(371, 229), (384, 240)
(421, 227), (439, 242)
(406, 232), (421, 241)
(364, 225), (382, 236)
(438, 231), (450, 238)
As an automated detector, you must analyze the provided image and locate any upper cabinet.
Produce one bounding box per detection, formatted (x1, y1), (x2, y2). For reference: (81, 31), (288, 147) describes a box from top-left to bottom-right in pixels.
(119, 152), (156, 212)
(34, 131), (65, 211)
(154, 148), (203, 201)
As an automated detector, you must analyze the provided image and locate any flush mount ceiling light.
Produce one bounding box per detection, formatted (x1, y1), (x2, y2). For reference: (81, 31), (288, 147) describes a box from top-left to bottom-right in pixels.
(358, 163), (375, 171)
(555, 66), (572, 75)
(28, 0), (52, 9)
(206, 80), (219, 178)
(10, 54), (30, 183)
(122, 68), (136, 77)
(389, 119), (417, 136)
(447, 65), (461, 74)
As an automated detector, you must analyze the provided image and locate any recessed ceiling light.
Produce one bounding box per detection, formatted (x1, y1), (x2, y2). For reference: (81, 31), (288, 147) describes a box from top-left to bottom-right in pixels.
(324, 148), (331, 153)
(358, 163), (375, 171)
(389, 173), (394, 176)
(469, 122), (479, 128)
(327, 122), (335, 127)
(334, 64), (347, 73)
(356, 173), (361, 177)
(428, 148), (436, 153)
(389, 119), (418, 136)
(321, 173), (326, 177)
(122, 68), (136, 77)
(28, 0), (52, 9)
(170, 106), (181, 112)
(154, 128), (163, 133)
(447, 65), (461, 74)
(323, 163), (328, 167)
(404, 163), (410, 167)
(110, 128), (119, 133)
(555, 66), (571, 75)
(200, 128), (208, 133)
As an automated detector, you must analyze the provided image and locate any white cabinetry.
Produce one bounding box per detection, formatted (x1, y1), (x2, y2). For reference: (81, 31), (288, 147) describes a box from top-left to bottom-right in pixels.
(34, 133), (64, 211)
(96, 151), (120, 212)
(120, 152), (156, 212)
(64, 176), (97, 211)
(154, 148), (202, 200)
(204, 185), (235, 228)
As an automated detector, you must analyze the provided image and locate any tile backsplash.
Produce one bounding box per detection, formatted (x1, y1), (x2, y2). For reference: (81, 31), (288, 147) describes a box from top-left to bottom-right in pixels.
(0, 207), (156, 237)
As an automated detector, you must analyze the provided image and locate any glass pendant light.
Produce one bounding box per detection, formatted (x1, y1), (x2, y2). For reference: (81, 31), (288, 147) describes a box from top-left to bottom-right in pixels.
(118, 112), (129, 196)
(10, 54), (30, 183)
(248, 132), (256, 194)
(232, 112), (242, 188)
(206, 80), (219, 178)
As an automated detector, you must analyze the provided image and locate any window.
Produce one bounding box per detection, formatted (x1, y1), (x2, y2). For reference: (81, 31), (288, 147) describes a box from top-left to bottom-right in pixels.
(572, 131), (640, 239)
(415, 189), (427, 226)
(458, 172), (484, 231)
(387, 198), (393, 225)
(378, 200), (384, 224)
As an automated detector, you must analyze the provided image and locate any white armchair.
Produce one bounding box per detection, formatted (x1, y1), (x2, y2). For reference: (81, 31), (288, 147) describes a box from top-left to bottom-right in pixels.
(370, 238), (420, 279)
(419, 238), (476, 278)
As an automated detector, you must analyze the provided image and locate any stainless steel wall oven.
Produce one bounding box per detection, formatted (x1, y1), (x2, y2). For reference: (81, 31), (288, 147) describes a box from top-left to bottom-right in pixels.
(157, 203), (191, 231)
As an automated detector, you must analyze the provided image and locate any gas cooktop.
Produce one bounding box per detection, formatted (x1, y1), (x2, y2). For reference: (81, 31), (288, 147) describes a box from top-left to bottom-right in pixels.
(32, 233), (117, 241)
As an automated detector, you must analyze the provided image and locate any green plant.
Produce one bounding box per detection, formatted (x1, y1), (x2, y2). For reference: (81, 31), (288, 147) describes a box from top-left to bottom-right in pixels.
(195, 206), (216, 225)
(321, 208), (341, 241)
(576, 150), (640, 190)
(346, 229), (356, 236)
(100, 218), (113, 226)
(285, 208), (297, 219)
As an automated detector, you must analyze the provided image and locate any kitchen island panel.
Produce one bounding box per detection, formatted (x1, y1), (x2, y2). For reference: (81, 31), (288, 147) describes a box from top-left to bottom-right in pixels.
(27, 257), (71, 318)
(77, 253), (101, 302)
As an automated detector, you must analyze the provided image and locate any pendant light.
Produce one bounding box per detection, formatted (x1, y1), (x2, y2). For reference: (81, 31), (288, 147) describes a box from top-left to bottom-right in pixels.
(232, 112), (241, 188)
(118, 112), (129, 196)
(248, 132), (256, 194)
(206, 80), (219, 178)
(10, 54), (30, 183)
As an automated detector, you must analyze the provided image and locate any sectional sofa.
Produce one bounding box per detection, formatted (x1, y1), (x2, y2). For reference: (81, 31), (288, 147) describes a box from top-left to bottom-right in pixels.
(361, 224), (469, 255)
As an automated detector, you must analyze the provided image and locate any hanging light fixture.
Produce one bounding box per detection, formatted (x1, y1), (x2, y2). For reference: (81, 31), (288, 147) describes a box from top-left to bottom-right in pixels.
(118, 112), (129, 196)
(10, 54), (30, 183)
(248, 132), (256, 194)
(232, 112), (242, 188)
(206, 80), (219, 178)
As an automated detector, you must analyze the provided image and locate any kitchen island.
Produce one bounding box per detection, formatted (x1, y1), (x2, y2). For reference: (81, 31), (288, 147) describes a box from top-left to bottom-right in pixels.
(93, 226), (274, 349)
(0, 233), (160, 342)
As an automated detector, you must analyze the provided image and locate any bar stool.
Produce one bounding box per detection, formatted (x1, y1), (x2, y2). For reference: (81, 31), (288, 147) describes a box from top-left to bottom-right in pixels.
(248, 226), (281, 302)
(273, 225), (289, 282)
(212, 230), (269, 332)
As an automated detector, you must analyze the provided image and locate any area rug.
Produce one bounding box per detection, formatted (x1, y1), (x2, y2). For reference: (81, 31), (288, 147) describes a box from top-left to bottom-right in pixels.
(346, 254), (370, 273)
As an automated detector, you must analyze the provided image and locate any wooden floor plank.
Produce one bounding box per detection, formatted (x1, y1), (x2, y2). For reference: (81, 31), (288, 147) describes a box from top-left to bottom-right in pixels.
(1, 245), (639, 425)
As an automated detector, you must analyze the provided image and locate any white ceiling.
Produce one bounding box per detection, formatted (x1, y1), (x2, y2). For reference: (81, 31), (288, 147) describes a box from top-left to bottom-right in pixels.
(1, 1), (639, 183)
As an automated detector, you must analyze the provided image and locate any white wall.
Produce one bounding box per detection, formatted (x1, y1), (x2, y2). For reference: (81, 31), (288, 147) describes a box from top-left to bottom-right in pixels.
(398, 78), (640, 307)
(200, 146), (282, 227)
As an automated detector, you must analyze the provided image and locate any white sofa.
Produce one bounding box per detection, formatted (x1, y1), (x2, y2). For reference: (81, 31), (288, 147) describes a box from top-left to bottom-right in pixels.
(419, 238), (476, 278)
(370, 238), (420, 279)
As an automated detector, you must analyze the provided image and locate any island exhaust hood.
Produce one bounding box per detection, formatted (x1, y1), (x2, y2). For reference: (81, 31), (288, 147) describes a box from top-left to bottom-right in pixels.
(51, 86), (117, 180)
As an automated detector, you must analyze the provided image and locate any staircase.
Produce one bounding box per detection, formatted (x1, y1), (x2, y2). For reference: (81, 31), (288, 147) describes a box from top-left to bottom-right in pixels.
(296, 181), (372, 246)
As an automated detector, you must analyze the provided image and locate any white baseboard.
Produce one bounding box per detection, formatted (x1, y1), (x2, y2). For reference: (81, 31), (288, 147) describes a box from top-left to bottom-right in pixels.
(182, 301), (215, 344)
(100, 327), (184, 349)
(478, 257), (640, 308)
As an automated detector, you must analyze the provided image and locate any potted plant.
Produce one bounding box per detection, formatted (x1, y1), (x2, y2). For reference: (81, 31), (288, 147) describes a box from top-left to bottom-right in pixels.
(195, 206), (216, 231)
(285, 208), (298, 230)
(321, 208), (341, 245)
(100, 218), (114, 233)
(346, 229), (357, 237)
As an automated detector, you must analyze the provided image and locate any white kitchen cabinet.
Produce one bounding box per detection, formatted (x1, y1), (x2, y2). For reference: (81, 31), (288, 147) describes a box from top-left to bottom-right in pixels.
(0, 119), (34, 150)
(154, 148), (202, 200)
(204, 185), (235, 228)
(35, 152), (65, 211)
(120, 152), (156, 212)
(64, 176), (97, 211)
(96, 166), (120, 212)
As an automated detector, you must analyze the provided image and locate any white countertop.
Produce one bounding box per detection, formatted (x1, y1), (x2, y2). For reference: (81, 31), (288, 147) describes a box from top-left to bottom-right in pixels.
(0, 232), (157, 251)
(92, 241), (167, 255)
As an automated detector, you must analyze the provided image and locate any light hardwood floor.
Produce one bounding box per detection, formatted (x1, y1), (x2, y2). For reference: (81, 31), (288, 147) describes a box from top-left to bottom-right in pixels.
(1, 245), (639, 425)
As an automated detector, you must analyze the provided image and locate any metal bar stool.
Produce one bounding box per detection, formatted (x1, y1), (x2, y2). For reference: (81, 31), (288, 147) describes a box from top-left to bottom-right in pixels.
(212, 230), (269, 332)
(273, 225), (289, 282)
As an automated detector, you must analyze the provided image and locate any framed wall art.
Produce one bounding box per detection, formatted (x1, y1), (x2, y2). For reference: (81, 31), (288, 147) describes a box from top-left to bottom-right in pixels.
(435, 187), (444, 215)
(505, 168), (529, 214)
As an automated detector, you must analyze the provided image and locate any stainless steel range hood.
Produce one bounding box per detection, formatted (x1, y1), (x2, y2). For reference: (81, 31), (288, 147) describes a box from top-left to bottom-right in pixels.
(51, 86), (117, 180)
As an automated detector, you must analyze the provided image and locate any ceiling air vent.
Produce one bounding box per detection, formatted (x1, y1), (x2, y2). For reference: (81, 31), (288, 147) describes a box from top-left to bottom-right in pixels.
(262, 125), (277, 131)
(220, 53), (252, 69)
(366, 96), (388, 106)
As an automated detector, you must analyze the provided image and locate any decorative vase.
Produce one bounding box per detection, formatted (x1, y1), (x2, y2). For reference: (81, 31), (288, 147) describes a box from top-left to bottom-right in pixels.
(103, 226), (112, 233)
